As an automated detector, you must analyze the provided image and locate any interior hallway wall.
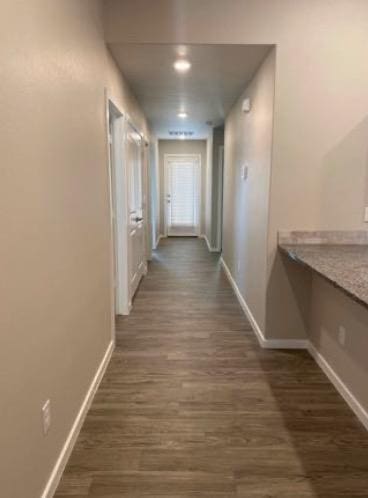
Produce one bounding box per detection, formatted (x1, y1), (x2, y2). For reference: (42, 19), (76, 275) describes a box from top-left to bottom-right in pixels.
(222, 49), (276, 333)
(158, 140), (207, 236)
(309, 275), (368, 416)
(0, 1), (148, 497)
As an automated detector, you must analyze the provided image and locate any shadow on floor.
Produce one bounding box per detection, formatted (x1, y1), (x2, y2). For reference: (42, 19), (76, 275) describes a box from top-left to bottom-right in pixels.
(256, 347), (368, 497)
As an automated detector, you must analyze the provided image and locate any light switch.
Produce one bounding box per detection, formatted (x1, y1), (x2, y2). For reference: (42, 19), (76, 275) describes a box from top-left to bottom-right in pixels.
(242, 98), (251, 113)
(241, 164), (248, 181)
(364, 207), (368, 222)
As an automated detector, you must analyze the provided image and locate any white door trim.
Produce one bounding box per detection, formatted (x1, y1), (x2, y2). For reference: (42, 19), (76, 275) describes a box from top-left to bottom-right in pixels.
(163, 153), (202, 237)
(216, 145), (224, 251)
(105, 92), (130, 320)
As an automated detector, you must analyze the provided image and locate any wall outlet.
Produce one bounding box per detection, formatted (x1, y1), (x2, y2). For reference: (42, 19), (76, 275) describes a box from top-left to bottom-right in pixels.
(338, 325), (346, 347)
(364, 207), (368, 222)
(42, 399), (51, 435)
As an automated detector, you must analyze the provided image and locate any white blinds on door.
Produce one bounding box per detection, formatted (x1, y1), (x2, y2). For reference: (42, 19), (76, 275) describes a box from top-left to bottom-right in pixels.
(168, 159), (199, 236)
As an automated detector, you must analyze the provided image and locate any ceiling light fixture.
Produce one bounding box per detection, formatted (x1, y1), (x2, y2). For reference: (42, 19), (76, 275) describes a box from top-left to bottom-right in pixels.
(173, 59), (191, 73)
(178, 111), (188, 119)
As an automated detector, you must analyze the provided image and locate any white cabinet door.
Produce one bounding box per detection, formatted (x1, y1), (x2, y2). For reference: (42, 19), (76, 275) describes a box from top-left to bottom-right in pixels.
(165, 155), (201, 236)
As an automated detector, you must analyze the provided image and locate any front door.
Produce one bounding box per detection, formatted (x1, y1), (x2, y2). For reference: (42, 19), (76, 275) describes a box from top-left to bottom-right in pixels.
(165, 155), (201, 236)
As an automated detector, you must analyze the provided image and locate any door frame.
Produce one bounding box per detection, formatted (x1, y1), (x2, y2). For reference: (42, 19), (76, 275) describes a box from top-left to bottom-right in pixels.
(216, 145), (224, 251)
(163, 153), (202, 237)
(105, 92), (130, 322)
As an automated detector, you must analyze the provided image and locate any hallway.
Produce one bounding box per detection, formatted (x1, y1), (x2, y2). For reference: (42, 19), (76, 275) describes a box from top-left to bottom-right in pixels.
(55, 238), (368, 497)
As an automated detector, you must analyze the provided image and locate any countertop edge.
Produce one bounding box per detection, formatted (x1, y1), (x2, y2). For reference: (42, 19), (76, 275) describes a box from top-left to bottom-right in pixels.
(278, 244), (368, 310)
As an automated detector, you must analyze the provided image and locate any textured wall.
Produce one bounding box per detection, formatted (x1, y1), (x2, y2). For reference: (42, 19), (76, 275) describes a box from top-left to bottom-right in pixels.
(223, 50), (275, 332)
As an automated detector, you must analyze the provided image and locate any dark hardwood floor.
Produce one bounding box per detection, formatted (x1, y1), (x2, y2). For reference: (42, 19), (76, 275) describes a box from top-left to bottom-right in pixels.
(56, 237), (368, 497)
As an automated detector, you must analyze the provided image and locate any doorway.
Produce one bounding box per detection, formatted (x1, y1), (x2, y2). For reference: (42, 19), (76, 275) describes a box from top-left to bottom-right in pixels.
(107, 97), (148, 317)
(164, 154), (201, 236)
(107, 98), (130, 317)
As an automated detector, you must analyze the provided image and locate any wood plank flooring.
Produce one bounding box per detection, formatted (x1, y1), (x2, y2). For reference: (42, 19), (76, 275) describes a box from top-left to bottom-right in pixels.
(56, 237), (368, 497)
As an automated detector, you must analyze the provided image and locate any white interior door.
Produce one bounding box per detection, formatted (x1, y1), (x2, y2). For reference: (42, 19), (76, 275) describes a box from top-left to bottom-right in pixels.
(108, 98), (130, 317)
(165, 155), (201, 236)
(126, 123), (146, 299)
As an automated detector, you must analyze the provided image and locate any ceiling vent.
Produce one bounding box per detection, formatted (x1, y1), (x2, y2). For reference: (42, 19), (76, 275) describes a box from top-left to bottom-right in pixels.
(169, 131), (194, 137)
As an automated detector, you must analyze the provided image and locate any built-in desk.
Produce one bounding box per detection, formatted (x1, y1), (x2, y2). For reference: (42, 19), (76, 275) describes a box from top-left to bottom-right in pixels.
(279, 243), (368, 309)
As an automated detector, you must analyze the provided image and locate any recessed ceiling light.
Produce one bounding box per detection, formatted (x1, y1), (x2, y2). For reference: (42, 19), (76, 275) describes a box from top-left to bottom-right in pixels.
(178, 111), (188, 119)
(173, 59), (191, 73)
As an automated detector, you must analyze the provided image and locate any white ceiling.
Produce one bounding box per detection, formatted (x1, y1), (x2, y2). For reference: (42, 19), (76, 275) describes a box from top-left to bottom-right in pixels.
(108, 44), (271, 139)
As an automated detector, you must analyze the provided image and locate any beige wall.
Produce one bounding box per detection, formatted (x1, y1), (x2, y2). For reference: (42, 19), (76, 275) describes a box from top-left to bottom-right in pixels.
(0, 1), (148, 497)
(158, 140), (207, 235)
(223, 49), (276, 332)
(309, 275), (368, 413)
(105, 49), (149, 138)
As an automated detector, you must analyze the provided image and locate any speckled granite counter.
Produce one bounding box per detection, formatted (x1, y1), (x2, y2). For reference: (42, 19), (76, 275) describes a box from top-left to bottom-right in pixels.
(279, 243), (368, 308)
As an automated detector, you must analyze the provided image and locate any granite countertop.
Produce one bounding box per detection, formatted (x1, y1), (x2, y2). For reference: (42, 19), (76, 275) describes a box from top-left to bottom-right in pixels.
(279, 243), (368, 308)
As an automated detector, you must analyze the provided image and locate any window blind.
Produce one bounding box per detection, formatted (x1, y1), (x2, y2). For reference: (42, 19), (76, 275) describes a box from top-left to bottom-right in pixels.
(168, 160), (199, 234)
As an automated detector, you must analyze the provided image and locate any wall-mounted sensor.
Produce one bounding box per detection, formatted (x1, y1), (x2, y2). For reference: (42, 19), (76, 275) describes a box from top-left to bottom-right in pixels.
(242, 98), (251, 113)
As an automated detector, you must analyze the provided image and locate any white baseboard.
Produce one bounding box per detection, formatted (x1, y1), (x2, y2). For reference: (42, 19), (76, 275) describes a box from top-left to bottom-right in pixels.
(220, 257), (308, 350)
(41, 340), (115, 498)
(153, 234), (163, 250)
(201, 234), (220, 253)
(262, 338), (310, 349)
(220, 256), (368, 431)
(308, 342), (368, 431)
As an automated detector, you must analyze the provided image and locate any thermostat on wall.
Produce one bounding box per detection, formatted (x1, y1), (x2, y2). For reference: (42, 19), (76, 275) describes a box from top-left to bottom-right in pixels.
(242, 98), (251, 113)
